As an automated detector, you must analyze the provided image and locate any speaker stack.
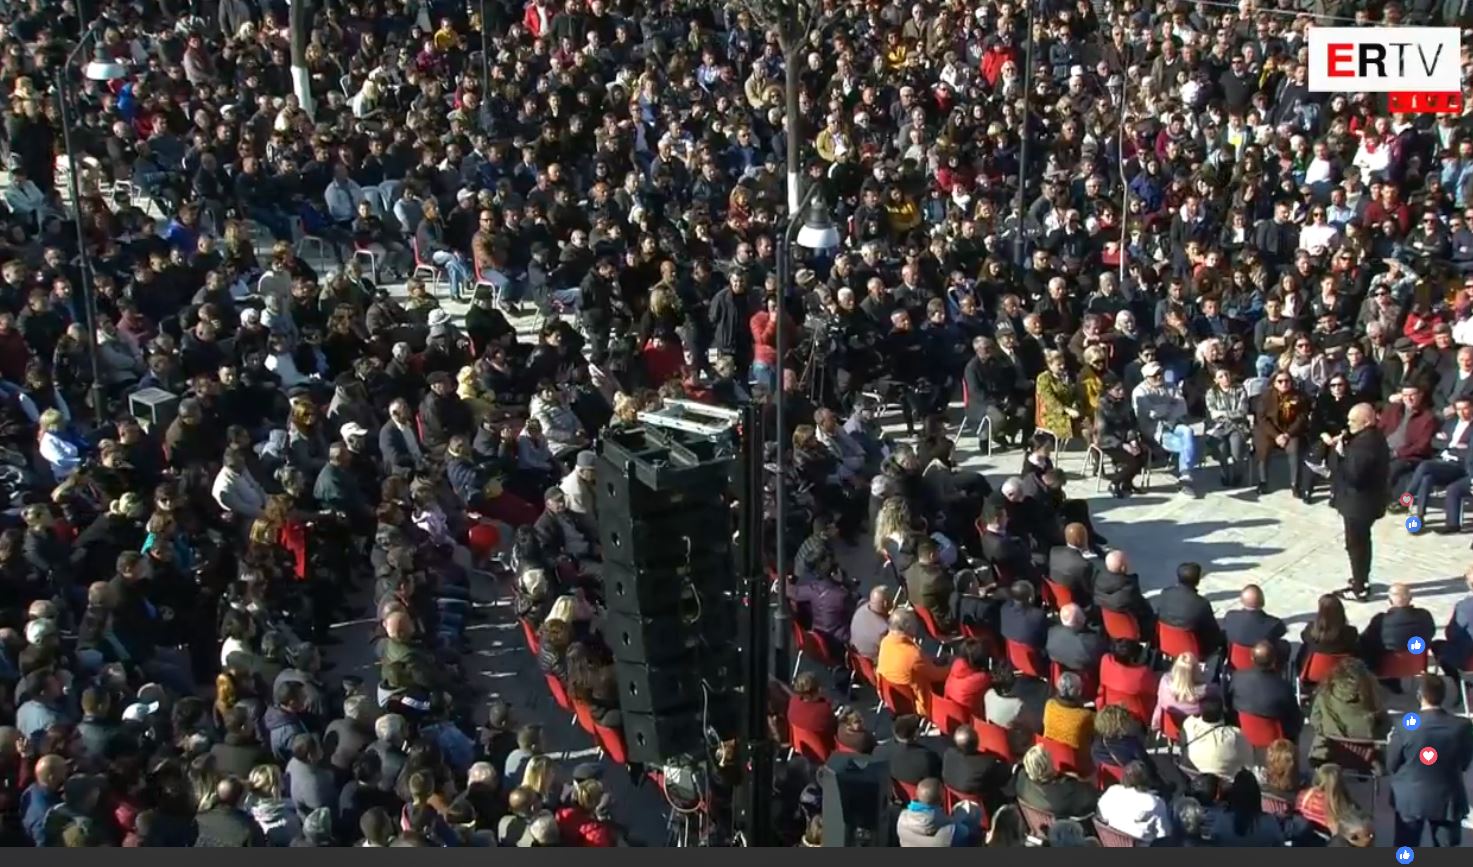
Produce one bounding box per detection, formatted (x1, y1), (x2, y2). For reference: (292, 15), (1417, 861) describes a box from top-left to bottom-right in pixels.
(596, 426), (741, 765)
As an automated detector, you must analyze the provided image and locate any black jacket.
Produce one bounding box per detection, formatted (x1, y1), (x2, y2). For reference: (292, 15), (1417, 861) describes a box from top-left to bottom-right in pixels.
(1334, 427), (1391, 524)
(1046, 546), (1097, 607)
(1000, 600), (1049, 650)
(1153, 585), (1223, 653)
(1221, 609), (1288, 651)
(194, 805), (265, 847)
(1388, 708), (1473, 822)
(879, 740), (942, 785)
(1045, 624), (1107, 673)
(1093, 569), (1155, 628)
(942, 747), (1007, 803)
(1227, 667), (1303, 742)
(1360, 606), (1438, 663)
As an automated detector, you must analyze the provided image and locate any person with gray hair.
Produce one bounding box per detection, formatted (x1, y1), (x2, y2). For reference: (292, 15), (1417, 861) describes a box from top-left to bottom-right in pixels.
(369, 714), (409, 792)
(323, 693), (374, 774)
(849, 585), (893, 660)
(1015, 743), (1097, 820)
(1041, 671), (1095, 752)
(1045, 602), (1107, 674)
(528, 812), (561, 846)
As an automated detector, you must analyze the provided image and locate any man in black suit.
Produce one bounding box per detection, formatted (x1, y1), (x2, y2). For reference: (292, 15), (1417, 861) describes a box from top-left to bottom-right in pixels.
(941, 724), (1008, 811)
(1410, 395), (1473, 531)
(1388, 676), (1473, 847)
(1225, 641), (1303, 742)
(978, 495), (1035, 584)
(1000, 581), (1049, 653)
(877, 713), (941, 786)
(1153, 562), (1223, 660)
(1431, 346), (1473, 417)
(1045, 603), (1107, 674)
(1335, 403), (1390, 601)
(1047, 522), (1098, 610)
(1221, 584), (1289, 667)
(1092, 550), (1156, 636)
(1360, 583), (1439, 668)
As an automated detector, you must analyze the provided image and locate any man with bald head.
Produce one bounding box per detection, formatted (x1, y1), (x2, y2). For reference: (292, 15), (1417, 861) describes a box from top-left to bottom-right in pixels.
(1047, 522), (1098, 610)
(20, 754), (67, 845)
(1360, 583), (1437, 668)
(849, 585), (893, 661)
(1225, 640), (1303, 743)
(1092, 549), (1156, 636)
(1335, 402), (1391, 601)
(1046, 603), (1107, 674)
(1222, 584), (1289, 665)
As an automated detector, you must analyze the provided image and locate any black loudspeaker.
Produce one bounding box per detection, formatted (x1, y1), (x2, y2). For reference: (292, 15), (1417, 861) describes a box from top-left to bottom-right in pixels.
(602, 608), (699, 663)
(610, 660), (702, 715)
(820, 757), (894, 847)
(622, 707), (706, 765)
(597, 501), (732, 569)
(601, 558), (728, 618)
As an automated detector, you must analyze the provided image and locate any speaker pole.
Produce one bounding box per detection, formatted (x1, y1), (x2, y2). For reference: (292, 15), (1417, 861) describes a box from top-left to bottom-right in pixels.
(734, 402), (773, 845)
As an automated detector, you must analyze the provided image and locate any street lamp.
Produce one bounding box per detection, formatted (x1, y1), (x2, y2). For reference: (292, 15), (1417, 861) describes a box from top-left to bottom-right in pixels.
(55, 28), (126, 419)
(771, 183), (838, 681)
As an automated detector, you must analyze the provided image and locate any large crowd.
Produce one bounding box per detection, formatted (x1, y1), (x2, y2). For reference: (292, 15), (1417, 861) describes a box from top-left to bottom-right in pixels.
(0, 0), (1469, 849)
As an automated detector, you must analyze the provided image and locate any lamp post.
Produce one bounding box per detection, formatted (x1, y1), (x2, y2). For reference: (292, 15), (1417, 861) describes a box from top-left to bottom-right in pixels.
(772, 183), (838, 680)
(54, 31), (125, 420)
(1014, 0), (1036, 267)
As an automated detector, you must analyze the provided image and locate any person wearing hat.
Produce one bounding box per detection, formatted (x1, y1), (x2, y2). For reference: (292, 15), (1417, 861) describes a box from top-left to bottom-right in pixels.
(533, 486), (600, 576)
(1131, 360), (1199, 494)
(559, 450), (597, 521)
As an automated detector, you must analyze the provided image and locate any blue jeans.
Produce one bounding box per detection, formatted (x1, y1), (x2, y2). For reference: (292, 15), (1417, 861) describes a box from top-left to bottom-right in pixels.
(1160, 424), (1198, 475)
(432, 251), (470, 297)
(751, 360), (776, 390)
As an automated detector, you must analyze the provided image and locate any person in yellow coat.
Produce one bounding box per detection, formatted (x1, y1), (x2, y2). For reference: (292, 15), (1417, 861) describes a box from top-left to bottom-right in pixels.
(1035, 349), (1083, 443)
(884, 185), (922, 238)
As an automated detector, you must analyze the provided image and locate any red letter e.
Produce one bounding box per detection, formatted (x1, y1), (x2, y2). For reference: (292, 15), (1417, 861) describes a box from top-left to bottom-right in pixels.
(1327, 43), (1354, 77)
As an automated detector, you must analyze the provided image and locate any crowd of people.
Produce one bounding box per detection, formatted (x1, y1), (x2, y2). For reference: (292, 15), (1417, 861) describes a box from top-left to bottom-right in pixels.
(0, 0), (1470, 849)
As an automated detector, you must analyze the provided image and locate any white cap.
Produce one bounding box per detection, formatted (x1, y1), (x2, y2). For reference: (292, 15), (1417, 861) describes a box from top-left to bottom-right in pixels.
(340, 422), (368, 440)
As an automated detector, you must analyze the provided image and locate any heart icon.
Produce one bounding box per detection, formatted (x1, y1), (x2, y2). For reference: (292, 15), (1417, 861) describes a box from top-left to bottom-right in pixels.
(1421, 747), (1439, 766)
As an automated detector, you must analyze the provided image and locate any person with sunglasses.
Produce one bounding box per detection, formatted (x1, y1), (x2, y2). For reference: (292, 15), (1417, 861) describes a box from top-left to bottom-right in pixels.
(1253, 372), (1310, 499)
(1303, 375), (1358, 504)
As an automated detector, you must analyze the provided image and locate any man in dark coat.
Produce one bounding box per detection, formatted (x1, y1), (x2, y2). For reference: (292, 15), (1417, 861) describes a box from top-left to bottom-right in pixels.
(194, 778), (266, 847)
(1335, 403), (1391, 601)
(1046, 522), (1098, 610)
(1153, 561), (1223, 669)
(1225, 641), (1303, 742)
(1388, 676), (1473, 847)
(314, 443), (373, 526)
(1045, 603), (1107, 674)
(875, 713), (941, 785)
(1221, 584), (1289, 667)
(418, 371), (474, 454)
(1092, 550), (1156, 637)
(941, 724), (1008, 811)
(999, 580), (1048, 653)
(1360, 583), (1439, 668)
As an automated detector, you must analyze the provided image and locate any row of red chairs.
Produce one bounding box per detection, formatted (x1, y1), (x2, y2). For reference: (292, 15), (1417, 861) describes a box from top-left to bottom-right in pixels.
(517, 617), (630, 765)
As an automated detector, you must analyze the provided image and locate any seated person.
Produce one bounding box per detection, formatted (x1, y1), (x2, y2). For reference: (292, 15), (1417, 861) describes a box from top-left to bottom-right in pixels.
(1226, 641), (1304, 743)
(1091, 705), (1164, 790)
(1152, 562), (1224, 663)
(785, 672), (836, 740)
(1092, 550), (1156, 636)
(1182, 694), (1252, 779)
(834, 708), (878, 755)
(1045, 603), (1107, 676)
(903, 538), (956, 631)
(876, 608), (949, 715)
(1095, 761), (1172, 844)
(1041, 672), (1095, 751)
(1358, 582), (1437, 669)
(1013, 743), (1098, 819)
(880, 713), (941, 786)
(999, 580), (1048, 653)
(943, 638), (993, 715)
(942, 724), (1009, 812)
(532, 487), (601, 578)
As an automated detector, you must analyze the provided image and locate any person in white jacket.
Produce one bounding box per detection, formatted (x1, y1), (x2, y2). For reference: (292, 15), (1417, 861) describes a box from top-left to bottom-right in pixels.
(212, 445), (268, 520)
(1131, 361), (1198, 492)
(2, 168), (56, 228)
(1094, 762), (1171, 843)
(38, 409), (80, 481)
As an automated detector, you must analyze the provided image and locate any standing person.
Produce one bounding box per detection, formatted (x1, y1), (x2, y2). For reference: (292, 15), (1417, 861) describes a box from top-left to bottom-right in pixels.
(1387, 676), (1473, 848)
(1334, 403), (1390, 602)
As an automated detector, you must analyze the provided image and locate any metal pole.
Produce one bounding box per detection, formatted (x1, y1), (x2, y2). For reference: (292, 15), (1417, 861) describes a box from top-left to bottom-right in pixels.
(54, 67), (106, 419)
(1014, 0), (1034, 268)
(782, 5), (802, 215)
(478, 0), (490, 95)
(772, 181), (820, 683)
(736, 401), (772, 846)
(289, 0), (314, 119)
(1117, 77), (1129, 288)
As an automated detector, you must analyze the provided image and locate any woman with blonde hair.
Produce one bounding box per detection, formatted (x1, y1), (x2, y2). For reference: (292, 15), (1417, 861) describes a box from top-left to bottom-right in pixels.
(1035, 349), (1082, 442)
(37, 407), (80, 480)
(872, 496), (915, 570)
(1295, 762), (1358, 834)
(521, 755), (557, 801)
(1152, 651), (1210, 732)
(456, 365), (493, 425)
(244, 763), (302, 845)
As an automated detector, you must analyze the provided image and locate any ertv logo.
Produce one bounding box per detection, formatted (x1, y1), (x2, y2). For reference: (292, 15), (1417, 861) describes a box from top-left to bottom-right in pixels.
(1307, 27), (1464, 114)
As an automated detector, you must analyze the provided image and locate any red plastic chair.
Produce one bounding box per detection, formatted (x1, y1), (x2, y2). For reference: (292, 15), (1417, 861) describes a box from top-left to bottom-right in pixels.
(1094, 818), (1146, 847)
(1375, 650), (1429, 680)
(1043, 579), (1074, 610)
(543, 673), (573, 713)
(1228, 643), (1256, 672)
(928, 694), (972, 736)
(848, 647), (879, 697)
(788, 722), (836, 763)
(876, 675), (918, 718)
(1156, 623), (1201, 659)
(593, 722), (628, 764)
(974, 718), (1014, 762)
(1098, 656), (1159, 726)
(1157, 707), (1186, 755)
(1096, 762), (1125, 791)
(1238, 711), (1285, 749)
(893, 778), (919, 803)
(1017, 801), (1056, 840)
(1006, 640), (1047, 679)
(1100, 608), (1141, 641)
(1297, 652), (1352, 702)
(410, 237), (445, 289)
(914, 605), (954, 645)
(518, 619), (541, 655)
(572, 699), (597, 735)
(944, 786), (991, 829)
(1036, 735), (1090, 776)
(959, 621), (1004, 659)
(791, 623), (841, 678)
(1261, 792), (1294, 818)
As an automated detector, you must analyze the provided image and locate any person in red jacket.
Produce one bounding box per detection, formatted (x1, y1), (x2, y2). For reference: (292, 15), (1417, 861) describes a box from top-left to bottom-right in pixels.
(554, 777), (618, 846)
(749, 293), (795, 392)
(943, 638), (993, 715)
(1381, 383), (1439, 501)
(786, 671), (837, 742)
(639, 328), (683, 387)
